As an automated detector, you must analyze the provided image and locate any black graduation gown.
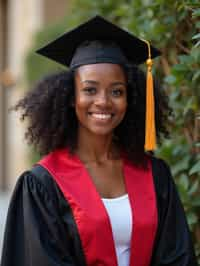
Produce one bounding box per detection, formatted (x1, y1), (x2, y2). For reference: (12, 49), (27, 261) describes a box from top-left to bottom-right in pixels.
(0, 157), (197, 266)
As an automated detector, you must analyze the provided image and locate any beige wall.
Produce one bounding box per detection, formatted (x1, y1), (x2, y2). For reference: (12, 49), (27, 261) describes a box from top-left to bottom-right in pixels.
(5, 0), (43, 188)
(0, 0), (8, 189)
(0, 0), (69, 190)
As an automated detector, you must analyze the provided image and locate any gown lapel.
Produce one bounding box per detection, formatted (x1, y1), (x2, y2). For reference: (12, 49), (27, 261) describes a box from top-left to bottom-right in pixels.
(38, 148), (157, 266)
(123, 157), (158, 266)
(38, 148), (118, 266)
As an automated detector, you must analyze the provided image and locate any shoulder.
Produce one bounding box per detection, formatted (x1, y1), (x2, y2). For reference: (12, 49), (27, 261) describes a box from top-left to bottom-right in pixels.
(30, 164), (55, 190)
(16, 164), (60, 206)
(23, 148), (71, 195)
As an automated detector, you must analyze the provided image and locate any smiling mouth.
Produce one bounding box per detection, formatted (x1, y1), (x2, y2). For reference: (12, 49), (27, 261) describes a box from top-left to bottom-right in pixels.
(89, 113), (113, 121)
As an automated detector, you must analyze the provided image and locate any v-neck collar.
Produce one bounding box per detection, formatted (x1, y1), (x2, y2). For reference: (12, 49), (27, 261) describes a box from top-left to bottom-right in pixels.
(38, 148), (158, 266)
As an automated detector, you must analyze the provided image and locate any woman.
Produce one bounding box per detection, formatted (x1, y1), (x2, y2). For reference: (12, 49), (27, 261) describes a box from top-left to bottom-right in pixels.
(1, 16), (197, 266)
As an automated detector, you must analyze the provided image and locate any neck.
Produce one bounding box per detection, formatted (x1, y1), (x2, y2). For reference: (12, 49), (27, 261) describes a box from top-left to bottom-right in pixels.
(76, 129), (119, 163)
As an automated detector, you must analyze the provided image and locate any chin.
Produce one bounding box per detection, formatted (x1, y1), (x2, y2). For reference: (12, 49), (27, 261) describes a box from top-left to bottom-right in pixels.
(90, 128), (114, 136)
(78, 122), (119, 138)
(84, 124), (116, 136)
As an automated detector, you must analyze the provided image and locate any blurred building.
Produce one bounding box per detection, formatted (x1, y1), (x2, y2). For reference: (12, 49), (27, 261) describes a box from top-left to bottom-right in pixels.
(0, 0), (69, 191)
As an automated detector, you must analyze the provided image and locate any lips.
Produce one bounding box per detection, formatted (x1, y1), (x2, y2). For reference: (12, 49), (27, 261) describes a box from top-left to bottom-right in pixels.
(89, 112), (113, 121)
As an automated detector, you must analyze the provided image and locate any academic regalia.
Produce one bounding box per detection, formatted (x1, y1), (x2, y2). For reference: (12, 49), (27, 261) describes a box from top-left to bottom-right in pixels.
(0, 148), (197, 266)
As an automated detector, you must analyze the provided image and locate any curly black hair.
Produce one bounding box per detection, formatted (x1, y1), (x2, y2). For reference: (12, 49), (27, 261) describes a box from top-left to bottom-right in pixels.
(13, 65), (171, 166)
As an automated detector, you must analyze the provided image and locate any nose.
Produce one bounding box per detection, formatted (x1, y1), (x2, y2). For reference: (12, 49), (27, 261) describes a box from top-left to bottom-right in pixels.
(94, 91), (111, 107)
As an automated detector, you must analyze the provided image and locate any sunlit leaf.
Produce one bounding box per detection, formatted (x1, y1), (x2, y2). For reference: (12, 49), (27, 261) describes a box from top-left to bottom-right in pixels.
(192, 33), (200, 40)
(179, 174), (189, 190)
(192, 70), (200, 82)
(192, 8), (200, 18)
(188, 212), (198, 226)
(188, 180), (199, 195)
(189, 161), (200, 175)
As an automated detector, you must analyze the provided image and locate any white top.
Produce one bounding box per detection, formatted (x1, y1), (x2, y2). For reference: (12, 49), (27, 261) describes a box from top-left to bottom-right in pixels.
(102, 194), (132, 266)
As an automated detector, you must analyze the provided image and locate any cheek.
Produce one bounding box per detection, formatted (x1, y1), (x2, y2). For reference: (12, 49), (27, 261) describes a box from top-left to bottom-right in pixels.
(75, 94), (91, 110)
(75, 96), (93, 123)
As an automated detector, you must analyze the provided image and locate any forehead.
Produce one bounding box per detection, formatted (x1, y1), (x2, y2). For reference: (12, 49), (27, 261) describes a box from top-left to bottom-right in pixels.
(75, 63), (126, 81)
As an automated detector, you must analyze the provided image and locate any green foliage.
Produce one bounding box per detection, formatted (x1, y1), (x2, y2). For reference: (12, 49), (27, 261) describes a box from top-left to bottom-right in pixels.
(25, 0), (200, 262)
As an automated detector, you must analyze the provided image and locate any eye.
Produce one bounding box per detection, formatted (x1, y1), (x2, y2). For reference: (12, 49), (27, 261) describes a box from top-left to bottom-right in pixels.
(82, 87), (97, 95)
(111, 88), (125, 97)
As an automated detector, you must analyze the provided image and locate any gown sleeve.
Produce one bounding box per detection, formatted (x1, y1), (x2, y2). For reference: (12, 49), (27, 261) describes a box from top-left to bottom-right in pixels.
(151, 158), (198, 266)
(0, 168), (84, 266)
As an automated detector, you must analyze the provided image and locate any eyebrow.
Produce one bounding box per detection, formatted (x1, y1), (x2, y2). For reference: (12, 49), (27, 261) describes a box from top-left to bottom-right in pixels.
(82, 80), (99, 84)
(82, 80), (126, 86)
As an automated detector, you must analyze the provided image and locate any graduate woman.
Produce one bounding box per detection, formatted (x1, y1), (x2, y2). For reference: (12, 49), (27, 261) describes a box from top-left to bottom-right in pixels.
(1, 16), (197, 266)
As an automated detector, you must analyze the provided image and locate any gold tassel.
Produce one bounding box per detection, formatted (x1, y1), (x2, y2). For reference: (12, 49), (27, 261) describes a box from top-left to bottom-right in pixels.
(142, 40), (156, 151)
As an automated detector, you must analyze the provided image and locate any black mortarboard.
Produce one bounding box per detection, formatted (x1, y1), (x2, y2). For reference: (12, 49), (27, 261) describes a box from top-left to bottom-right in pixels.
(36, 15), (160, 68)
(37, 15), (161, 151)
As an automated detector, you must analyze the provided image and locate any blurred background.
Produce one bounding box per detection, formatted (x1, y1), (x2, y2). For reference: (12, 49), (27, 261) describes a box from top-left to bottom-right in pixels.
(0, 0), (200, 263)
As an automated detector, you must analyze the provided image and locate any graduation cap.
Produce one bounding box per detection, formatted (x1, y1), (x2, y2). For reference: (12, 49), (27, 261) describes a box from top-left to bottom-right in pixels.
(37, 15), (161, 151)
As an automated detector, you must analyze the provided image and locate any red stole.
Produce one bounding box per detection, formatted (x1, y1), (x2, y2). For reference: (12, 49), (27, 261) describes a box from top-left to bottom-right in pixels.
(38, 148), (158, 266)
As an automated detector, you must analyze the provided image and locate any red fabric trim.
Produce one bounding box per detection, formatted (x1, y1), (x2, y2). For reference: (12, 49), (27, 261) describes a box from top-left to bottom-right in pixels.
(38, 148), (118, 266)
(38, 148), (157, 266)
(123, 158), (158, 266)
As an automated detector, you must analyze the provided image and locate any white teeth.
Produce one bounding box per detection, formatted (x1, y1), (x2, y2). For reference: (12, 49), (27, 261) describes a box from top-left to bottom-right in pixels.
(91, 113), (112, 120)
